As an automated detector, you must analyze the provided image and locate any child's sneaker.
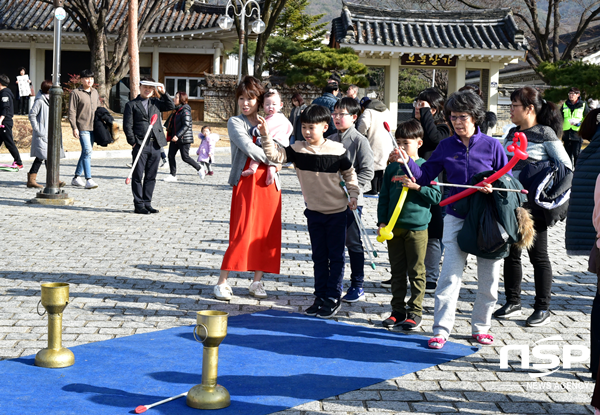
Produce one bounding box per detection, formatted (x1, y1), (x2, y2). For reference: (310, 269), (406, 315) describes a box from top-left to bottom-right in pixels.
(305, 297), (324, 316)
(198, 167), (206, 179)
(316, 298), (341, 319)
(213, 283), (233, 301)
(402, 313), (422, 330)
(341, 287), (365, 303)
(425, 281), (437, 294)
(382, 311), (406, 328)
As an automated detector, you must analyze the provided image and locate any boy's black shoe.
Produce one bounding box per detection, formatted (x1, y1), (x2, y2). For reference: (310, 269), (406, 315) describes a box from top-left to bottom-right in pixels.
(425, 281), (437, 294)
(526, 309), (551, 327)
(316, 298), (341, 319)
(402, 313), (422, 330)
(305, 297), (324, 316)
(382, 311), (406, 328)
(380, 278), (392, 288)
(493, 303), (522, 319)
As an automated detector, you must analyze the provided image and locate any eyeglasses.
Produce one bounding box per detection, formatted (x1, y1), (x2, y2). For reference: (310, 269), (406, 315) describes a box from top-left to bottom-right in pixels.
(509, 104), (524, 109)
(332, 113), (351, 119)
(449, 115), (471, 122)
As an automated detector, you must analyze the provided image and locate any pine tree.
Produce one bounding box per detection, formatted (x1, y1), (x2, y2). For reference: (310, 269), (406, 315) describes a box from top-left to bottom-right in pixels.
(285, 47), (369, 88)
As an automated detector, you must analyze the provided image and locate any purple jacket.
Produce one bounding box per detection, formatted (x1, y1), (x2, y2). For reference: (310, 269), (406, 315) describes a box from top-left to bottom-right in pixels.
(404, 127), (510, 218)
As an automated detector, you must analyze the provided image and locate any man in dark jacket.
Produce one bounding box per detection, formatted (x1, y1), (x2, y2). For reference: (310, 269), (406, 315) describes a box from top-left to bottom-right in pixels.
(0, 74), (23, 169)
(312, 82), (339, 137)
(123, 77), (175, 214)
(562, 87), (590, 166)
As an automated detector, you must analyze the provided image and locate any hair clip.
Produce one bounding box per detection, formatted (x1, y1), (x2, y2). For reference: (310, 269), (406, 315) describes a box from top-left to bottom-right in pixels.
(268, 88), (277, 94)
(542, 99), (547, 104)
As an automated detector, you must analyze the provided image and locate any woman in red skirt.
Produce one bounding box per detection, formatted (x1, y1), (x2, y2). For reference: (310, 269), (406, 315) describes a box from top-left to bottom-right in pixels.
(214, 76), (282, 300)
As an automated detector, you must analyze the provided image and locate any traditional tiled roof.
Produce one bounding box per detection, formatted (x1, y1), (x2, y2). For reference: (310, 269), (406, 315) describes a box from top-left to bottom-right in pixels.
(0, 0), (226, 34)
(330, 3), (527, 52)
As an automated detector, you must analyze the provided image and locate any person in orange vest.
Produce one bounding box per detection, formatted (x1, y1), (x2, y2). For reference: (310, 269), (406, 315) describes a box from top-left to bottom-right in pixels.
(562, 87), (590, 167)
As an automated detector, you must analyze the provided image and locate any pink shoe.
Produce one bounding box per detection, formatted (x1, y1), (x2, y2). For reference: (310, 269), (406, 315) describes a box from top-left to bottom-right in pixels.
(11, 162), (23, 170)
(428, 337), (446, 349)
(472, 333), (494, 345)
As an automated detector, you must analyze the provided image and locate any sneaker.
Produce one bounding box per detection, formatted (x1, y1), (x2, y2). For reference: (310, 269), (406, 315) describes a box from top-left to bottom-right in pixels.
(126, 162), (133, 168)
(198, 167), (206, 179)
(428, 336), (447, 349)
(341, 287), (365, 303)
(380, 279), (392, 288)
(402, 313), (422, 330)
(382, 311), (406, 328)
(248, 281), (267, 298)
(11, 162), (23, 170)
(71, 177), (85, 187)
(164, 175), (177, 182)
(85, 179), (98, 189)
(213, 283), (233, 301)
(207, 171), (214, 176)
(305, 297), (324, 316)
(316, 298), (341, 319)
(425, 281), (437, 294)
(526, 309), (551, 327)
(493, 303), (522, 319)
(472, 333), (494, 345)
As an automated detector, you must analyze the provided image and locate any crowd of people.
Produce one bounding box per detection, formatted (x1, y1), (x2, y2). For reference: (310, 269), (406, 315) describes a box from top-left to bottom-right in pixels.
(1, 72), (600, 360)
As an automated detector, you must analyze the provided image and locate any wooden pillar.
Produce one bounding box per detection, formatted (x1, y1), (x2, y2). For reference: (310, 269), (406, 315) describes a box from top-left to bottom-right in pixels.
(29, 39), (37, 101)
(213, 42), (222, 75)
(384, 57), (399, 128)
(448, 58), (466, 95)
(152, 44), (159, 81)
(487, 62), (501, 114)
(128, 0), (140, 99)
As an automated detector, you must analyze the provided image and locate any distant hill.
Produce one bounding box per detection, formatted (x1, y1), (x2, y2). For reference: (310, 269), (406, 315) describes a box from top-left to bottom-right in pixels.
(307, 0), (343, 28)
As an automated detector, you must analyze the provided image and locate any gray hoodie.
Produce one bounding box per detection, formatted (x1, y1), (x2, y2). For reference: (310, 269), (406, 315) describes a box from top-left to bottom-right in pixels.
(329, 125), (375, 206)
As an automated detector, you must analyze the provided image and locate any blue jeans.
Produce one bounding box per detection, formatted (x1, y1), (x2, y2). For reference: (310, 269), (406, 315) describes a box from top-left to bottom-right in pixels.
(75, 130), (94, 179)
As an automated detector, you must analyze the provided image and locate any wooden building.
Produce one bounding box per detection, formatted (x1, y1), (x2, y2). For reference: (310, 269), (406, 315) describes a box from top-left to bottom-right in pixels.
(330, 3), (528, 127)
(0, 0), (239, 120)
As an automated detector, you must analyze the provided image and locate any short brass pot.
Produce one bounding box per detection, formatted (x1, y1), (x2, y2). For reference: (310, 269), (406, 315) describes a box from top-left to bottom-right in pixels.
(35, 283), (74, 368)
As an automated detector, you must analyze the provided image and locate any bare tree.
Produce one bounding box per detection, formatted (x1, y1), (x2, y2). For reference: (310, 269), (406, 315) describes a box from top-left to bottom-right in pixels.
(42, 0), (178, 103)
(357, 0), (600, 81)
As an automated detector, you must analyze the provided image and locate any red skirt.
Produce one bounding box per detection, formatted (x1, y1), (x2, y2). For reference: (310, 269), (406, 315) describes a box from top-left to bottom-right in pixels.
(221, 160), (282, 274)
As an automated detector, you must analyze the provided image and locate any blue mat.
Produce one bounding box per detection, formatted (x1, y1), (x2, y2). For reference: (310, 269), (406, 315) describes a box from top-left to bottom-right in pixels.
(0, 310), (477, 415)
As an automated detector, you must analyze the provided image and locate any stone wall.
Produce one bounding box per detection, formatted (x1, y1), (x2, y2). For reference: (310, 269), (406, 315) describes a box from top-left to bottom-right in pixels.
(202, 74), (322, 123)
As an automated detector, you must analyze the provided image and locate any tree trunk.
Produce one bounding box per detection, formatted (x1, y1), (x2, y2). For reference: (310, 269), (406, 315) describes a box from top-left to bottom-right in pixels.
(91, 33), (109, 107)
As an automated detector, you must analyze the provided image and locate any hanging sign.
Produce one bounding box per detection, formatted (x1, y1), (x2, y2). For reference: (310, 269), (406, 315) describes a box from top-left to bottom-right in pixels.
(401, 54), (457, 67)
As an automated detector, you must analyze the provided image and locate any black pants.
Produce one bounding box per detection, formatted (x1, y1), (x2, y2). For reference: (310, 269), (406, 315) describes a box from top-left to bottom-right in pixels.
(563, 138), (582, 167)
(29, 157), (45, 174)
(168, 140), (200, 176)
(367, 170), (384, 195)
(18, 96), (29, 115)
(345, 206), (364, 288)
(132, 140), (161, 208)
(305, 208), (347, 300)
(502, 218), (552, 310)
(0, 125), (22, 164)
(592, 290), (600, 379)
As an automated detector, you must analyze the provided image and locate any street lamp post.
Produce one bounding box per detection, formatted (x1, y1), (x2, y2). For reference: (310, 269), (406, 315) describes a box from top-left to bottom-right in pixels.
(34, 0), (73, 205)
(217, 0), (266, 82)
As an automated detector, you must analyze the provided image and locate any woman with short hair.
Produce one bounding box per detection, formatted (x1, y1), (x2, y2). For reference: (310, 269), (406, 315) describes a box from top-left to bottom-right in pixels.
(394, 90), (509, 349)
(214, 76), (282, 300)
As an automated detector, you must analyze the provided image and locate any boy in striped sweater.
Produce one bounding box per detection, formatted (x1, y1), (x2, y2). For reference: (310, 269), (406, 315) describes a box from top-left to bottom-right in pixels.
(260, 104), (360, 318)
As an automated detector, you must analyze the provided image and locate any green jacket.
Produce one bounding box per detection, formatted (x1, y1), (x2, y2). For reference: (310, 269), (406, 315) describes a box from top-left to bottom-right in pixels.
(454, 171), (527, 259)
(377, 158), (442, 231)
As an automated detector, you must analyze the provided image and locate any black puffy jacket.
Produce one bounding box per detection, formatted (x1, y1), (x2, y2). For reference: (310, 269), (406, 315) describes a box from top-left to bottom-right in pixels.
(518, 159), (572, 228)
(165, 104), (194, 144)
(566, 125), (600, 254)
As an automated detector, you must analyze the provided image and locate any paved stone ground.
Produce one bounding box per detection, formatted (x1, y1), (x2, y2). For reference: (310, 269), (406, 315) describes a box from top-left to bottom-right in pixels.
(0, 157), (596, 414)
